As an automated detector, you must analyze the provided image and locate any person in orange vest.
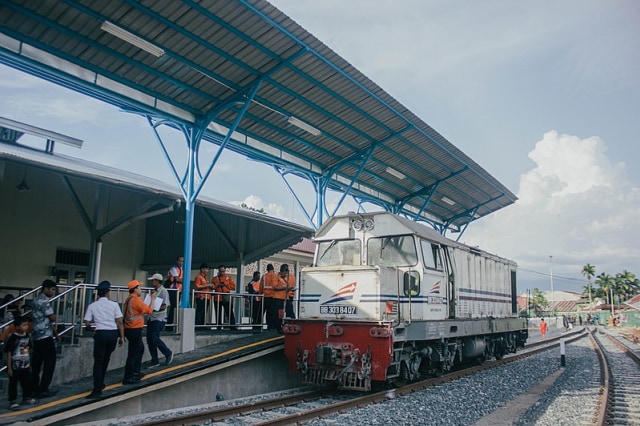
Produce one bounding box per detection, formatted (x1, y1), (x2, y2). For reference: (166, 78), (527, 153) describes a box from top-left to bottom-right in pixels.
(540, 317), (548, 339)
(194, 263), (213, 326)
(211, 265), (236, 328)
(247, 271), (262, 325)
(260, 264), (278, 330)
(166, 256), (184, 328)
(272, 265), (292, 333)
(122, 280), (155, 384)
(279, 264), (296, 319)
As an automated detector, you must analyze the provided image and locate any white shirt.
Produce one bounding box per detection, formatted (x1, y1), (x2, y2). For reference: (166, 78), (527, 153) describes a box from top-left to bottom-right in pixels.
(84, 297), (123, 330)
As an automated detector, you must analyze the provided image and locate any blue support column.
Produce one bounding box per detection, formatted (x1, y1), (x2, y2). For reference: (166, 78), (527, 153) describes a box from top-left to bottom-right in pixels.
(146, 83), (263, 308)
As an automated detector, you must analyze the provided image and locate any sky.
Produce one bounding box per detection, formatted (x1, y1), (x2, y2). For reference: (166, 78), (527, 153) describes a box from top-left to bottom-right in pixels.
(1, 0), (639, 295)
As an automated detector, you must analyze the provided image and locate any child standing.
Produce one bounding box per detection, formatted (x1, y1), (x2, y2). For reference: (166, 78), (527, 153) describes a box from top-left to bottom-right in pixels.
(4, 316), (38, 410)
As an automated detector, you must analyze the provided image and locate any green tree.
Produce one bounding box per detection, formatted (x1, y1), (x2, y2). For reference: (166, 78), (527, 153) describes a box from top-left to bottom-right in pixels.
(581, 263), (596, 304)
(595, 273), (615, 305)
(531, 287), (548, 316)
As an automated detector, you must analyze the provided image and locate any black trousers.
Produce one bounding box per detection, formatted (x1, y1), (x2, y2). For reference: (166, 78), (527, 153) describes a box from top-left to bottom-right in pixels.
(167, 289), (178, 327)
(195, 298), (206, 325)
(214, 300), (236, 326)
(264, 297), (276, 329)
(32, 336), (56, 394)
(92, 330), (118, 392)
(251, 299), (263, 325)
(8, 368), (34, 402)
(123, 328), (144, 380)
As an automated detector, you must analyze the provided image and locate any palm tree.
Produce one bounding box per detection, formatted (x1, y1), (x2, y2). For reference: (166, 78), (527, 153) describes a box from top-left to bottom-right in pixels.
(613, 270), (638, 305)
(595, 273), (615, 305)
(581, 263), (596, 304)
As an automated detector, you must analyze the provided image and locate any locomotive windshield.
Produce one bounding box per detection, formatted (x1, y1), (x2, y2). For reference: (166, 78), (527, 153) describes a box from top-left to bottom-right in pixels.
(316, 239), (362, 266)
(367, 234), (418, 267)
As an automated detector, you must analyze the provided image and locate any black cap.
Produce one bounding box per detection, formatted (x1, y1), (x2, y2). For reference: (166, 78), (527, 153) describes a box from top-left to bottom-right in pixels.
(96, 281), (111, 291)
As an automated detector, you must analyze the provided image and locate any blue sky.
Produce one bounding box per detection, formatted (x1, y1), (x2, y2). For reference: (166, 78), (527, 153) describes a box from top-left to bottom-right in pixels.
(1, 1), (639, 295)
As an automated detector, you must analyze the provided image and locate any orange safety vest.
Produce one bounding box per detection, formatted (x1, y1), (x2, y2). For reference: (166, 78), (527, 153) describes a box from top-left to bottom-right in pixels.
(260, 271), (278, 298)
(168, 265), (183, 292)
(195, 271), (211, 300)
(123, 295), (152, 329)
(211, 274), (235, 302)
(283, 274), (296, 299)
(272, 276), (288, 301)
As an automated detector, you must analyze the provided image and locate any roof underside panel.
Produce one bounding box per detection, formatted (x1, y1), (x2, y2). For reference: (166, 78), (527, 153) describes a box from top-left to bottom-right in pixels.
(0, 0), (517, 231)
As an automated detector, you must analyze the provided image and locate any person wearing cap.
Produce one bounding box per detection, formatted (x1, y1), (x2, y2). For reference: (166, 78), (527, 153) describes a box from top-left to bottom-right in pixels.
(146, 273), (173, 368)
(83, 281), (124, 399)
(211, 265), (236, 328)
(194, 263), (213, 326)
(31, 279), (60, 398)
(260, 264), (278, 330)
(122, 280), (155, 385)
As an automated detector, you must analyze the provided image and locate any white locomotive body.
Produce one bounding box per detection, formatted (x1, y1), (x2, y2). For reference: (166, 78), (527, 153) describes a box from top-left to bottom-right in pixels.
(283, 212), (527, 390)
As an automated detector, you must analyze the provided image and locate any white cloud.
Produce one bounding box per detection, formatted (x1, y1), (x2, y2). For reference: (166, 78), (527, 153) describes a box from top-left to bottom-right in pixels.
(232, 195), (290, 221)
(464, 131), (640, 292)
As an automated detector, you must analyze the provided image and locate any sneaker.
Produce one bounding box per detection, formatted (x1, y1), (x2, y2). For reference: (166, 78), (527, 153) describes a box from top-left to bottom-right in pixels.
(9, 402), (19, 410)
(165, 352), (174, 366)
(122, 378), (140, 385)
(148, 361), (161, 368)
(133, 372), (146, 379)
(21, 398), (38, 405)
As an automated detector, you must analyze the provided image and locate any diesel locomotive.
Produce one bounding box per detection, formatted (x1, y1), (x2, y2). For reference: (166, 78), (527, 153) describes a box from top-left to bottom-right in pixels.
(283, 212), (528, 391)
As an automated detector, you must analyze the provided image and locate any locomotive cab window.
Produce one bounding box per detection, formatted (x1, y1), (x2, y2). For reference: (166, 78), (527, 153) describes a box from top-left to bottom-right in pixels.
(403, 271), (421, 296)
(316, 239), (361, 267)
(420, 240), (443, 270)
(367, 234), (418, 267)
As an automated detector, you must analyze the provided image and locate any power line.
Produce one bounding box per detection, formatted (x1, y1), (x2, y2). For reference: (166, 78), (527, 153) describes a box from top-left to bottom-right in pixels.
(518, 268), (585, 283)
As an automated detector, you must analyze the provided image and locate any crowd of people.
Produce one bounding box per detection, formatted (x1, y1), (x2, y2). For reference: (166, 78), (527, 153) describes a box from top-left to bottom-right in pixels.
(0, 258), (296, 408)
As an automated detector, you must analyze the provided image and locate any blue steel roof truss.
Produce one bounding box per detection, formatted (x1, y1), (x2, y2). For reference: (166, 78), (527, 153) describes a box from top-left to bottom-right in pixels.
(0, 0), (516, 233)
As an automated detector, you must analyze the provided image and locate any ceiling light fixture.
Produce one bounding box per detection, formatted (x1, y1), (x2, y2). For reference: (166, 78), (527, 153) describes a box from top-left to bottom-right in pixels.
(385, 166), (406, 180)
(441, 196), (456, 206)
(101, 21), (165, 58)
(287, 116), (321, 136)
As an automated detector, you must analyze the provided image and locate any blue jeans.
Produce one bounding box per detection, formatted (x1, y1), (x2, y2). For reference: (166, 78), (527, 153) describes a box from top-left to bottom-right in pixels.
(146, 320), (171, 363)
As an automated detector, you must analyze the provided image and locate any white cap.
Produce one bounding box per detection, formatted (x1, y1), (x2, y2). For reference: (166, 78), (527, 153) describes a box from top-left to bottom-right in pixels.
(148, 273), (163, 281)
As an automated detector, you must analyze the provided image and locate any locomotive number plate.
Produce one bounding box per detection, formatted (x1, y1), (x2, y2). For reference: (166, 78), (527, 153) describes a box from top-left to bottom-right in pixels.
(320, 305), (357, 315)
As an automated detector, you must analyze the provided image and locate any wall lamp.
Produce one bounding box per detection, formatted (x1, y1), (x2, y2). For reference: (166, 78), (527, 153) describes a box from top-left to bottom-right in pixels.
(101, 21), (165, 58)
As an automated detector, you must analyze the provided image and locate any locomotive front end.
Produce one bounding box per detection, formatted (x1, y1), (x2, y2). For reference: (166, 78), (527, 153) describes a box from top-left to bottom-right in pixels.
(283, 266), (395, 391)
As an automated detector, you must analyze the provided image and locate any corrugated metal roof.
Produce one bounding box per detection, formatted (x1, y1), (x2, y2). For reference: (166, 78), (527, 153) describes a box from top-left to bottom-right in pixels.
(0, 0), (516, 231)
(0, 142), (313, 267)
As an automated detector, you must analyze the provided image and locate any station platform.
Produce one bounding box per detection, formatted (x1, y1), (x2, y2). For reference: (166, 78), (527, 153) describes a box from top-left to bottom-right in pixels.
(1, 330), (298, 426)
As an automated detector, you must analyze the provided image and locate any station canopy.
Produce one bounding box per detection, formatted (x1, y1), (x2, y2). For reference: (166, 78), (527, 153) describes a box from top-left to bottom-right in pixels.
(0, 0), (516, 232)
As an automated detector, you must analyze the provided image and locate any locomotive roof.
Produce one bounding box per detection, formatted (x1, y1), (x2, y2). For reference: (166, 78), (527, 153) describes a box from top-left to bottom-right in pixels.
(318, 212), (516, 266)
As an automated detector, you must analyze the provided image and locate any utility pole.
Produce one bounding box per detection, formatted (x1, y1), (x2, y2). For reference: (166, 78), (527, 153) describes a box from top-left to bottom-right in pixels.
(549, 255), (554, 303)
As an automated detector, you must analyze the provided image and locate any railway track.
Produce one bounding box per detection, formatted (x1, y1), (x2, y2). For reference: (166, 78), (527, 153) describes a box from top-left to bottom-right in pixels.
(591, 328), (640, 425)
(142, 331), (586, 425)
